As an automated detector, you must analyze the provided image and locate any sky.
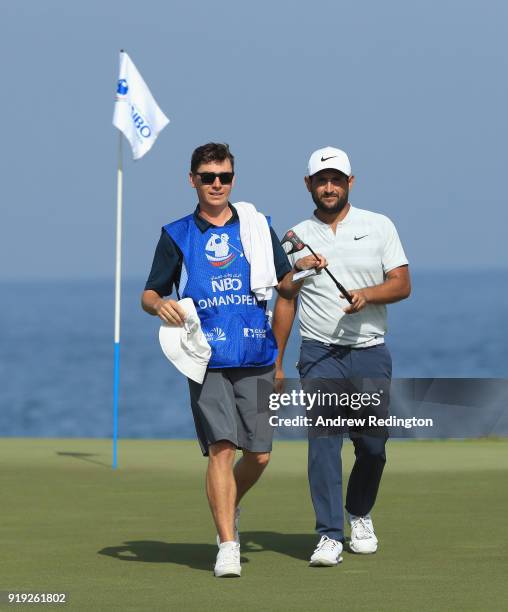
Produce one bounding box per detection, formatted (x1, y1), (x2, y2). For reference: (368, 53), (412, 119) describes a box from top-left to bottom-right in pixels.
(1, 0), (507, 280)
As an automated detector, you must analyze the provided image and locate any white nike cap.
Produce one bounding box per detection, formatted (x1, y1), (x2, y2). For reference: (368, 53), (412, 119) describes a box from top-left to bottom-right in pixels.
(307, 146), (352, 177)
(159, 298), (211, 384)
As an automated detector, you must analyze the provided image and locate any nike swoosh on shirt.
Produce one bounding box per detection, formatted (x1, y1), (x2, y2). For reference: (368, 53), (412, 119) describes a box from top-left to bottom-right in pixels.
(354, 235), (368, 241)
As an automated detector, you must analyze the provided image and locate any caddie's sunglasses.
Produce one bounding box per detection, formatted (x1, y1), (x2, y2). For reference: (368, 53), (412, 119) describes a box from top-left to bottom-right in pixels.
(195, 172), (235, 185)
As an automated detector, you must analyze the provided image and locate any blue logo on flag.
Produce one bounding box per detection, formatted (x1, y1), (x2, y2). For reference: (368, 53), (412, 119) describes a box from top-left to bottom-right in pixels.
(117, 79), (128, 95)
(130, 105), (152, 138)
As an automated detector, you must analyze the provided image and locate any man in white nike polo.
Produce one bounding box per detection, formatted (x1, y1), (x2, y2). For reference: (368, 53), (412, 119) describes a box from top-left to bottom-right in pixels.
(272, 146), (411, 566)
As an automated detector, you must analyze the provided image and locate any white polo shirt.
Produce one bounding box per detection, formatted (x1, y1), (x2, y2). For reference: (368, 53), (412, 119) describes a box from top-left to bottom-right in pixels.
(287, 205), (408, 347)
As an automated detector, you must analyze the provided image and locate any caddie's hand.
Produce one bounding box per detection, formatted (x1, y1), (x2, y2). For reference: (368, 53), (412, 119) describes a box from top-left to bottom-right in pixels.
(274, 364), (285, 394)
(156, 299), (186, 326)
(295, 253), (328, 272)
(342, 289), (369, 314)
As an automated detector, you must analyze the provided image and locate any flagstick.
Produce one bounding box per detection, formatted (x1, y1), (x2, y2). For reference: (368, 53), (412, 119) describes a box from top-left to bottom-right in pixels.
(112, 132), (123, 469)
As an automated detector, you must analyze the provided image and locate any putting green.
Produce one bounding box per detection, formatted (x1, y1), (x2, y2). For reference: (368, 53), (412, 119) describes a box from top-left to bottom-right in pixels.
(1, 438), (507, 611)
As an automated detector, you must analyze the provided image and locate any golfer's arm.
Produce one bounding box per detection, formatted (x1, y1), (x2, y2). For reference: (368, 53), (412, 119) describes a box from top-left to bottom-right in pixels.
(276, 270), (305, 299)
(363, 265), (411, 304)
(141, 289), (164, 316)
(272, 295), (298, 368)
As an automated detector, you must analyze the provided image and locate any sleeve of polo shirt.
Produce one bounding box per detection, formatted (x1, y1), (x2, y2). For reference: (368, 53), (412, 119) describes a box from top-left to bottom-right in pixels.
(380, 216), (409, 273)
(144, 230), (182, 297)
(269, 226), (292, 281)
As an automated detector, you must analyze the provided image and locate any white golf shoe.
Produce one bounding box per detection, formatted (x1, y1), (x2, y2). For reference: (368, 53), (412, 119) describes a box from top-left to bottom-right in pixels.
(214, 541), (241, 577)
(216, 506), (241, 547)
(349, 514), (378, 554)
(309, 535), (343, 566)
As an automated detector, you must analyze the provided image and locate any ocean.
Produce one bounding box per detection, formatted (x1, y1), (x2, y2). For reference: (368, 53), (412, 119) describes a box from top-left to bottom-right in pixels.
(1, 270), (507, 438)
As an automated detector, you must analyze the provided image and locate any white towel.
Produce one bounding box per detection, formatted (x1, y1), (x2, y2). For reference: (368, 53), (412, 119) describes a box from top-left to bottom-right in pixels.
(159, 298), (211, 384)
(234, 202), (278, 301)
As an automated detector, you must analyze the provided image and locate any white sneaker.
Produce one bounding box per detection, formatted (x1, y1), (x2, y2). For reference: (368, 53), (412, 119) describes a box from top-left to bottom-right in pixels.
(216, 506), (241, 547)
(309, 535), (343, 566)
(214, 541), (241, 577)
(349, 514), (378, 554)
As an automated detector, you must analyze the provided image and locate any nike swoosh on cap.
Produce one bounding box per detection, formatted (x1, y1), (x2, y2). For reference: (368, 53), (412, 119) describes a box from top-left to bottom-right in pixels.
(321, 155), (337, 162)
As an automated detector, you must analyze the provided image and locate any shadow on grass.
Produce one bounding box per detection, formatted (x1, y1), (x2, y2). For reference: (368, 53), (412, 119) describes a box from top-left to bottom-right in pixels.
(98, 531), (324, 571)
(98, 541), (231, 571)
(56, 451), (110, 468)
(241, 531), (318, 561)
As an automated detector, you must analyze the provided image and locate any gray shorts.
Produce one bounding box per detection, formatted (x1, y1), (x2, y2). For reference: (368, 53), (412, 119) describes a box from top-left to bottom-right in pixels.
(188, 365), (275, 456)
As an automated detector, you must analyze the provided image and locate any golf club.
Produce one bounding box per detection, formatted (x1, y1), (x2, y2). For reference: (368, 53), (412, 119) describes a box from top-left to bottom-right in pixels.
(281, 230), (353, 304)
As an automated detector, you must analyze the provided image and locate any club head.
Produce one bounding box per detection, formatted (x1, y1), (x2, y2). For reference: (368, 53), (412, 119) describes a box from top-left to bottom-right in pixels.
(281, 230), (306, 254)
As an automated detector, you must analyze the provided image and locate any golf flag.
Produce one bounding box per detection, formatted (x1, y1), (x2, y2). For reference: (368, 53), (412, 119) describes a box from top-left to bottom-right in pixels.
(111, 50), (169, 469)
(113, 50), (169, 160)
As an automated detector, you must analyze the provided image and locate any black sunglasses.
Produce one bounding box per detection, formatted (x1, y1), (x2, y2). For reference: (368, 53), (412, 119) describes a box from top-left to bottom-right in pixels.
(195, 172), (235, 185)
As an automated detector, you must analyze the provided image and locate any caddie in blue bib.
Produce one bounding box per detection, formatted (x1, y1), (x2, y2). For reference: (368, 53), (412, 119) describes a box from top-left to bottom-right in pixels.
(164, 214), (278, 369)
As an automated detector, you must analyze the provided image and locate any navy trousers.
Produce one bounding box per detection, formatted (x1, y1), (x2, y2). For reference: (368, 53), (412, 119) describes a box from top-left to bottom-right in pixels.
(298, 339), (392, 542)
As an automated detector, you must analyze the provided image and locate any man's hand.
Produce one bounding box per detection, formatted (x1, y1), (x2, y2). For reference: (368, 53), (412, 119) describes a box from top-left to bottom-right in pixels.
(276, 255), (327, 299)
(340, 266), (411, 314)
(295, 253), (328, 272)
(274, 363), (285, 394)
(342, 288), (370, 314)
(155, 298), (187, 326)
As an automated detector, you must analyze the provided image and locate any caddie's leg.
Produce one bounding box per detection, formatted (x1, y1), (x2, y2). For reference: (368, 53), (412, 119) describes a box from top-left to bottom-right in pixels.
(234, 450), (271, 506)
(227, 366), (275, 506)
(207, 440), (237, 543)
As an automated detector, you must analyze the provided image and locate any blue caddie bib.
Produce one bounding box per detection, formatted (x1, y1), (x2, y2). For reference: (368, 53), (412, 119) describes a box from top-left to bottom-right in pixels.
(164, 213), (278, 369)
